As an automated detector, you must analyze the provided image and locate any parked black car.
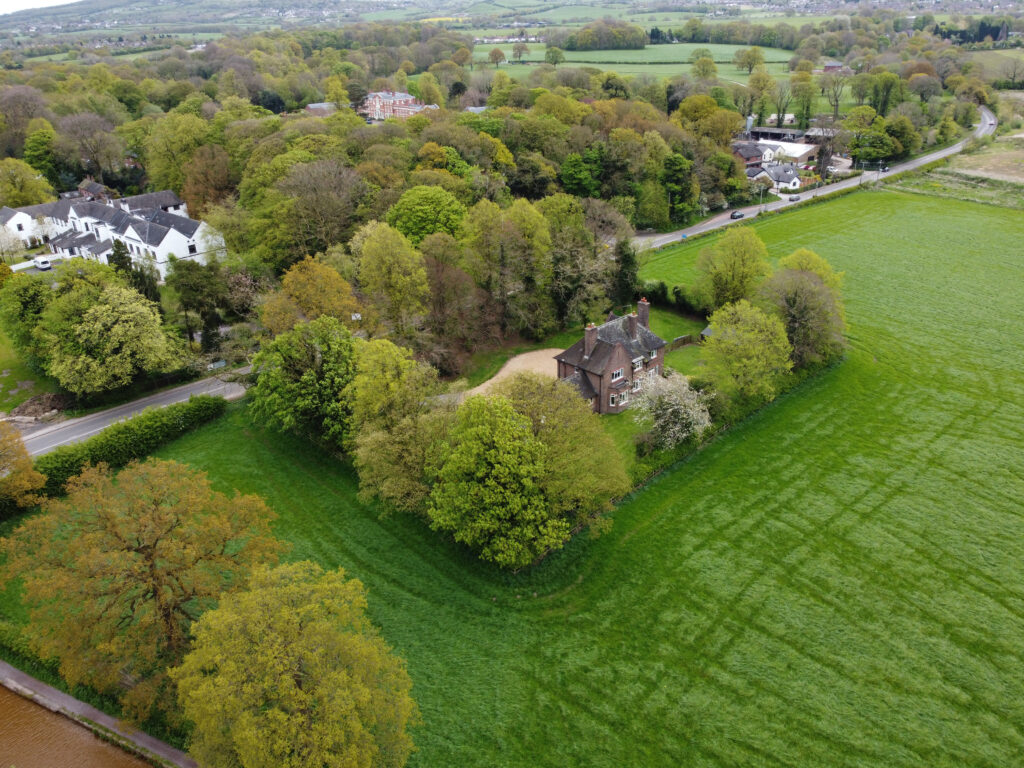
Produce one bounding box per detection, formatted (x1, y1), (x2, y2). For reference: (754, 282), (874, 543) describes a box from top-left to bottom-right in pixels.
(729, 210), (745, 220)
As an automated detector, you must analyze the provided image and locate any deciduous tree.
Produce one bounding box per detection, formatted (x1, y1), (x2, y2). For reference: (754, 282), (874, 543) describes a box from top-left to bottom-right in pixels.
(38, 283), (179, 395)
(249, 316), (357, 452)
(0, 421), (45, 512)
(260, 256), (362, 336)
(632, 373), (712, 451)
(171, 562), (417, 768)
(357, 222), (429, 338)
(385, 185), (465, 245)
(0, 459), (282, 721)
(428, 395), (564, 569)
(759, 268), (846, 368)
(0, 157), (54, 207)
(694, 226), (771, 311)
(701, 299), (792, 409)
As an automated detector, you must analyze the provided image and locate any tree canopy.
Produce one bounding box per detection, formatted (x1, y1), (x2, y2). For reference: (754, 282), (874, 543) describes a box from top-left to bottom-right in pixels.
(171, 561), (417, 768)
(0, 459), (282, 721)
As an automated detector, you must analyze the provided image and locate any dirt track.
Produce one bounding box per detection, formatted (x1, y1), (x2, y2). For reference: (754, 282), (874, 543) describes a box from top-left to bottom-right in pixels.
(467, 348), (562, 396)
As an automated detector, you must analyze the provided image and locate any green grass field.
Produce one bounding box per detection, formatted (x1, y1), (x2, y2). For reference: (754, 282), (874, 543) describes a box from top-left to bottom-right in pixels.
(482, 42), (792, 83)
(3, 189), (1024, 766)
(155, 190), (1024, 765)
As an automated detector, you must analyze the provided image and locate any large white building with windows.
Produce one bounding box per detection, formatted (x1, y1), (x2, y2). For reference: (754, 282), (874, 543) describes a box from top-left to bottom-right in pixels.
(0, 187), (223, 279)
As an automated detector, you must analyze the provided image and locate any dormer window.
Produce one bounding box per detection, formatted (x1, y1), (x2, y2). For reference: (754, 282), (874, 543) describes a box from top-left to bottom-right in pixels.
(632, 358), (642, 372)
(651, 348), (658, 359)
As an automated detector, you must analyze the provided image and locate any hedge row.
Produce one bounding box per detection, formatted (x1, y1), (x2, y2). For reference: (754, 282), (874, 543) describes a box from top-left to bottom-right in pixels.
(34, 395), (228, 497)
(879, 156), (951, 185)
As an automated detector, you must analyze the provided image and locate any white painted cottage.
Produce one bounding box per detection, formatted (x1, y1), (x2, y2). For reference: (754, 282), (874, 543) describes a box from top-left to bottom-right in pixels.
(0, 189), (222, 279)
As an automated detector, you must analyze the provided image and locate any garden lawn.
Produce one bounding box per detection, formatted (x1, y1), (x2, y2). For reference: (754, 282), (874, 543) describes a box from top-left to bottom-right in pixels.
(5, 188), (1024, 767)
(664, 342), (704, 376)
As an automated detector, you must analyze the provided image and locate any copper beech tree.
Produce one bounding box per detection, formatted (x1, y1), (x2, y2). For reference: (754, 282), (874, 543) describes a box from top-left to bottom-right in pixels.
(0, 459), (283, 721)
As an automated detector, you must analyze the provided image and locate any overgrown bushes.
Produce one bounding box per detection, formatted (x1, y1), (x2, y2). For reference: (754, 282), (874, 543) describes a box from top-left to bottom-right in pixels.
(34, 396), (227, 496)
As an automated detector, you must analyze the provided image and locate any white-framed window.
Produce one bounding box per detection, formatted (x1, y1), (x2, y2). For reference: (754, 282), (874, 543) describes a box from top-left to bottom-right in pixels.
(188, 243), (197, 255)
(632, 358), (642, 372)
(609, 394), (618, 407)
(651, 348), (658, 359)
(632, 378), (642, 392)
(611, 368), (624, 381)
(16, 223), (23, 231)
(620, 392), (629, 405)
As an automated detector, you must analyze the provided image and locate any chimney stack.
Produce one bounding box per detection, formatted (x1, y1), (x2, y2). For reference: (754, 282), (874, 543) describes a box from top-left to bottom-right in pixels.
(637, 297), (650, 329)
(584, 323), (597, 358)
(627, 312), (638, 340)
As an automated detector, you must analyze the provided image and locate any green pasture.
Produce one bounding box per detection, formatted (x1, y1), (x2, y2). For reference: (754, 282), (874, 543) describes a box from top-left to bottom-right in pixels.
(3, 189), (1024, 767)
(148, 190), (1024, 766)
(480, 42), (792, 82)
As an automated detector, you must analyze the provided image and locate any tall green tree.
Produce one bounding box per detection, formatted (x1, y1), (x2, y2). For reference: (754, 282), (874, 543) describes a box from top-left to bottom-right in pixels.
(759, 268), (846, 369)
(171, 561), (417, 768)
(37, 282), (179, 395)
(694, 227), (771, 311)
(385, 185), (466, 245)
(22, 126), (59, 187)
(346, 338), (441, 437)
(249, 316), (357, 452)
(0, 459), (282, 721)
(357, 222), (429, 339)
(0, 157), (55, 207)
(167, 259), (228, 349)
(701, 299), (792, 411)
(144, 112), (208, 194)
(493, 373), (629, 530)
(427, 395), (565, 569)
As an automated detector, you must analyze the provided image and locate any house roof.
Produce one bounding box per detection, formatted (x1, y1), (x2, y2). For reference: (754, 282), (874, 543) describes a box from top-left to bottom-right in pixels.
(732, 143), (763, 160)
(556, 313), (666, 376)
(368, 90), (416, 102)
(117, 190), (184, 212)
(0, 207), (17, 225)
(560, 370), (597, 400)
(135, 208), (201, 237)
(765, 163), (800, 184)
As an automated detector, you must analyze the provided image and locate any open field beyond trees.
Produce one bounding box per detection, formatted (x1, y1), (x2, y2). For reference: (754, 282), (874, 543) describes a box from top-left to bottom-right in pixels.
(46, 189), (1014, 766)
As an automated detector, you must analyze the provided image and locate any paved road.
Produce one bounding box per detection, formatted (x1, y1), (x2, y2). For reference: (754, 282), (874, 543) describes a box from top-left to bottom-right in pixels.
(634, 105), (997, 250)
(24, 370), (247, 457)
(0, 659), (197, 768)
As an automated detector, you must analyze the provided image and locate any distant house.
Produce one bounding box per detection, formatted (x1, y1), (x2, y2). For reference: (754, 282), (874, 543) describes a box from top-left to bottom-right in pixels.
(555, 299), (667, 414)
(0, 189), (220, 279)
(360, 91), (439, 120)
(822, 59), (843, 72)
(747, 163), (803, 191)
(732, 142), (766, 168)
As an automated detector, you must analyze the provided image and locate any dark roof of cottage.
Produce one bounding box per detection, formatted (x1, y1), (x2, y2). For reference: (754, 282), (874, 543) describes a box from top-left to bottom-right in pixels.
(135, 208), (201, 237)
(71, 201), (135, 231)
(732, 143), (763, 159)
(88, 238), (112, 255)
(124, 217), (172, 247)
(0, 207), (16, 225)
(765, 163), (800, 184)
(118, 190), (184, 212)
(556, 313), (666, 376)
(560, 370), (596, 400)
(50, 230), (99, 251)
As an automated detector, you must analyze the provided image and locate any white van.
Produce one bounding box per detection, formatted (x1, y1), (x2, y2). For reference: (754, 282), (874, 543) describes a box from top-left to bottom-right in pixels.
(32, 256), (51, 271)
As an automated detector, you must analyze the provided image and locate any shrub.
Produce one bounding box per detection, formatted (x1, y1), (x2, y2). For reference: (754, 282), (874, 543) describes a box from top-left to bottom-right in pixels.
(34, 395), (227, 496)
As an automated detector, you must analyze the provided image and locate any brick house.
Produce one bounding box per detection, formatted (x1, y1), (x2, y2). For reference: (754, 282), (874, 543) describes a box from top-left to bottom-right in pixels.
(555, 298), (667, 414)
(360, 91), (439, 120)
